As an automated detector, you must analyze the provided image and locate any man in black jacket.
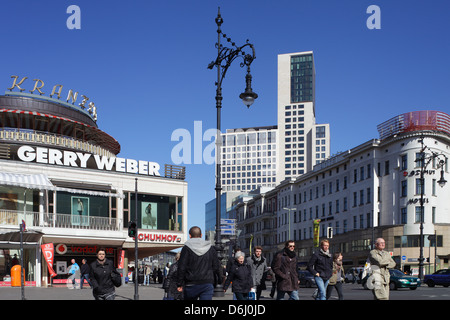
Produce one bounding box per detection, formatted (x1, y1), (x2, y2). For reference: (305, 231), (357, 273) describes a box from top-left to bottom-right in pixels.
(176, 226), (223, 300)
(89, 248), (117, 300)
(307, 239), (333, 300)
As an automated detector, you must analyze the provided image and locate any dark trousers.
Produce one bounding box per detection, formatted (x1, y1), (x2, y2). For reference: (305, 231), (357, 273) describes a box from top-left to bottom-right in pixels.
(184, 283), (214, 300)
(326, 281), (344, 300)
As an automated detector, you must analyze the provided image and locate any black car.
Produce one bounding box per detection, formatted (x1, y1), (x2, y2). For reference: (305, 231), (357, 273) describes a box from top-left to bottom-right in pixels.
(298, 270), (316, 287)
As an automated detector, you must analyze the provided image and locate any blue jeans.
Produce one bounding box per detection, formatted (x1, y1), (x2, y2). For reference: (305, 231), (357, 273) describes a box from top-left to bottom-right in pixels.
(80, 274), (91, 289)
(184, 283), (214, 300)
(276, 289), (299, 300)
(314, 277), (329, 300)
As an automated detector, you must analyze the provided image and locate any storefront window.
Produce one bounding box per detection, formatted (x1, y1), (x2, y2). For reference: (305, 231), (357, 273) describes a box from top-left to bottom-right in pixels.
(130, 193), (182, 231)
(0, 248), (36, 285)
(56, 191), (109, 225)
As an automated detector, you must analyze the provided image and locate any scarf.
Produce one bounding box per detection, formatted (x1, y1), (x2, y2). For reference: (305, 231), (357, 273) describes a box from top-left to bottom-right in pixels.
(284, 247), (296, 259)
(320, 248), (331, 258)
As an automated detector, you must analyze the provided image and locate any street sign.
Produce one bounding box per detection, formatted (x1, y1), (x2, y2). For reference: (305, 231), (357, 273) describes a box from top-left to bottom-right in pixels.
(220, 224), (234, 229)
(221, 219), (236, 225)
(402, 255), (406, 261)
(221, 229), (236, 235)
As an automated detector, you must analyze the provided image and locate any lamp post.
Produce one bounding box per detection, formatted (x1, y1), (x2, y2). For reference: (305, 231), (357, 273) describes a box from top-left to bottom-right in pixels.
(208, 7), (257, 296)
(417, 135), (447, 280)
(282, 207), (295, 240)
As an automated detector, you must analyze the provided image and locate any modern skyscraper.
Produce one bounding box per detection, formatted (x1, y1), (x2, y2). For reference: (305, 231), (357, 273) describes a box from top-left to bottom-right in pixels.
(277, 51), (330, 181)
(220, 126), (278, 192)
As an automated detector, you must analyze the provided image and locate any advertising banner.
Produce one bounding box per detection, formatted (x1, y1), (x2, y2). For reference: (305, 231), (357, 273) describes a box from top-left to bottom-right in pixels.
(313, 219), (321, 247)
(41, 243), (57, 278)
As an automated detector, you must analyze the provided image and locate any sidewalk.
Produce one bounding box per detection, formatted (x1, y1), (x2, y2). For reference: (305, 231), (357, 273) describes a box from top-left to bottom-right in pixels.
(0, 282), (235, 300)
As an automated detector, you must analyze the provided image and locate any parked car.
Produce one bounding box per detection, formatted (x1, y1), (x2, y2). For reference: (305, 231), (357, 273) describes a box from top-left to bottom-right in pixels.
(298, 270), (316, 287)
(361, 269), (421, 290)
(345, 267), (364, 283)
(424, 269), (450, 287)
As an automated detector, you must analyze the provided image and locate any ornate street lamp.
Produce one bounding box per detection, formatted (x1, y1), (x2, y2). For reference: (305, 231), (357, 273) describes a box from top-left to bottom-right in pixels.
(208, 7), (257, 296)
(417, 136), (448, 280)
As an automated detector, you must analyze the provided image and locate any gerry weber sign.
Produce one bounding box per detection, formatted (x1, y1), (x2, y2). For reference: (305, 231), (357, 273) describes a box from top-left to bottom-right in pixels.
(16, 145), (161, 176)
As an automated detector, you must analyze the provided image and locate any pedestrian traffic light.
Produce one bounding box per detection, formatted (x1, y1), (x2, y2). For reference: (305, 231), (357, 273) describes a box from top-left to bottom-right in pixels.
(327, 227), (333, 239)
(128, 221), (137, 237)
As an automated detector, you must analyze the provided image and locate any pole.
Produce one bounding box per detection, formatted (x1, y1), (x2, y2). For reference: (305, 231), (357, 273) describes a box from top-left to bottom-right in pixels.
(134, 178), (139, 300)
(214, 8), (224, 298)
(20, 190), (26, 300)
(418, 137), (425, 280)
(434, 230), (437, 273)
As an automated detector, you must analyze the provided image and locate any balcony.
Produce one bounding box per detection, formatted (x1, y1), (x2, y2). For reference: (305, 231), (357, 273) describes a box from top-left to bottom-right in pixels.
(0, 209), (122, 232)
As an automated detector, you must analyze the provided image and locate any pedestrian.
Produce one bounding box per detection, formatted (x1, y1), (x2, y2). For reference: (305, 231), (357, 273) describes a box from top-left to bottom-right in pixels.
(326, 252), (344, 300)
(267, 267), (277, 299)
(157, 268), (163, 284)
(67, 259), (80, 289)
(226, 246), (241, 274)
(247, 246), (268, 300)
(144, 265), (151, 285)
(152, 267), (157, 283)
(307, 239), (333, 300)
(89, 247), (120, 300)
(80, 258), (92, 289)
(352, 268), (358, 284)
(368, 238), (396, 300)
(272, 240), (299, 300)
(176, 226), (223, 300)
(224, 251), (253, 300)
(165, 252), (183, 300)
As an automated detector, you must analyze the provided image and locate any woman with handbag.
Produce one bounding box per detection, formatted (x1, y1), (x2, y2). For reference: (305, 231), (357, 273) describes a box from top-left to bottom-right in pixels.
(223, 251), (253, 300)
(326, 252), (344, 300)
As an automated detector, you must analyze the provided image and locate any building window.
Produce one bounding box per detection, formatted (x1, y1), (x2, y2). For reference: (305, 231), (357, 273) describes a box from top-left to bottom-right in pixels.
(415, 206), (423, 223)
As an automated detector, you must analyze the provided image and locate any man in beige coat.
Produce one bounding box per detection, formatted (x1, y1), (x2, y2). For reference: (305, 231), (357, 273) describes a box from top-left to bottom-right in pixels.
(368, 238), (396, 300)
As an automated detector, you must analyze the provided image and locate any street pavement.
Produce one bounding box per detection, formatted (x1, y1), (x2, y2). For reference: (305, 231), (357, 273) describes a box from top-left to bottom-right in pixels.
(1, 282), (449, 300)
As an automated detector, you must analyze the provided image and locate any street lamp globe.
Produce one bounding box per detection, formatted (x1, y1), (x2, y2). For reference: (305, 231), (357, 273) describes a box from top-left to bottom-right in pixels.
(239, 70), (258, 108)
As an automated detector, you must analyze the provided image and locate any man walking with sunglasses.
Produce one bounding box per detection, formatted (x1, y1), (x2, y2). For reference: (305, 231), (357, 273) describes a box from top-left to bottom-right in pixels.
(272, 240), (299, 300)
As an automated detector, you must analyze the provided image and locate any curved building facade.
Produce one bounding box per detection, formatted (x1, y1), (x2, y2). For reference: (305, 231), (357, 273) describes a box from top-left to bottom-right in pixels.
(0, 80), (187, 287)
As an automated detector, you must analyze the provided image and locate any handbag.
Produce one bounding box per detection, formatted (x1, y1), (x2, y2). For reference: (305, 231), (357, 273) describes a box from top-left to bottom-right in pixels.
(111, 269), (122, 287)
(248, 288), (256, 300)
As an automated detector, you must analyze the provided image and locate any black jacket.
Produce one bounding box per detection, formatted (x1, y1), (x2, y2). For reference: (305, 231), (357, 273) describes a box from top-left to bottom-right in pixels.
(89, 259), (116, 295)
(224, 260), (252, 293)
(307, 250), (333, 280)
(80, 263), (90, 275)
(176, 243), (222, 287)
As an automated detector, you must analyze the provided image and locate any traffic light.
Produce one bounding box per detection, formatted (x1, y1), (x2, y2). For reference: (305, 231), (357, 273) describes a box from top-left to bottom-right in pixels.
(327, 227), (333, 239)
(128, 221), (137, 237)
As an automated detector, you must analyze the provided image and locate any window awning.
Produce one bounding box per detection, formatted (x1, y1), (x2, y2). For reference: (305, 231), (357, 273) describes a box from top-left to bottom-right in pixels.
(0, 172), (123, 198)
(0, 172), (54, 190)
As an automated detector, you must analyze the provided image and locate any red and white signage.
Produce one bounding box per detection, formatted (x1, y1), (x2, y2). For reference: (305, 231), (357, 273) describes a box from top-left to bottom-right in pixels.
(41, 243), (57, 278)
(137, 233), (181, 243)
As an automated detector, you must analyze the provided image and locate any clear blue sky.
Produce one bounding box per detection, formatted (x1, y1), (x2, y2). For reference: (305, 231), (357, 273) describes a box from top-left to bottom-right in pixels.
(1, 0), (450, 234)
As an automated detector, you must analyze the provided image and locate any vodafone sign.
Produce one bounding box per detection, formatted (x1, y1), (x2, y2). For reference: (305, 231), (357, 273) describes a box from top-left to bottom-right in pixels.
(55, 244), (67, 255)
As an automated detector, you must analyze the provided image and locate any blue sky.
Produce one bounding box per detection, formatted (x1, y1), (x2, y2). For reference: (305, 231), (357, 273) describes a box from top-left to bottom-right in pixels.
(1, 0), (450, 234)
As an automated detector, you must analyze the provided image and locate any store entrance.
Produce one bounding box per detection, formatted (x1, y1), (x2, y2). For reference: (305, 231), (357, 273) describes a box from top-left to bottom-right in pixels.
(50, 244), (119, 286)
